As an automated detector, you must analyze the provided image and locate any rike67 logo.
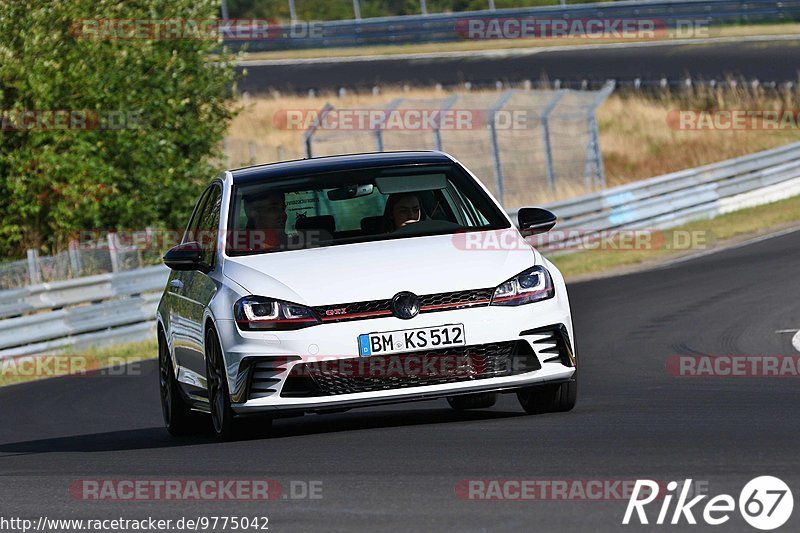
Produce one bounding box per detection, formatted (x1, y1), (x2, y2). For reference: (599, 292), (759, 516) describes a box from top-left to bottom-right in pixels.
(623, 477), (793, 530)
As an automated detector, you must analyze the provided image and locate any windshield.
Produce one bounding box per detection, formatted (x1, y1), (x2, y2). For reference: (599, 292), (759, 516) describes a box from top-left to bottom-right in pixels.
(226, 163), (510, 255)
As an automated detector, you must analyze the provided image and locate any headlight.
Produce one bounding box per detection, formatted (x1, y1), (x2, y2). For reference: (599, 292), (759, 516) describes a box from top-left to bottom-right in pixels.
(491, 266), (554, 306)
(234, 296), (320, 330)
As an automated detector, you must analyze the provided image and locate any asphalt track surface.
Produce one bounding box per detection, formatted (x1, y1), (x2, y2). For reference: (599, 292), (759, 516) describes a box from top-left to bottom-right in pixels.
(1, 227), (800, 532)
(237, 39), (800, 93)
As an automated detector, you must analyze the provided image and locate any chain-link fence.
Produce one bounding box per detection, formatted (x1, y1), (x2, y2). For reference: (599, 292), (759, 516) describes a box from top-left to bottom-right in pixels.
(303, 82), (614, 208)
(0, 236), (153, 290)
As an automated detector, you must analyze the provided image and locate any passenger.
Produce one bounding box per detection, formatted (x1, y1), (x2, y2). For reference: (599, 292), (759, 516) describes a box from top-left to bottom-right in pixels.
(383, 193), (423, 232)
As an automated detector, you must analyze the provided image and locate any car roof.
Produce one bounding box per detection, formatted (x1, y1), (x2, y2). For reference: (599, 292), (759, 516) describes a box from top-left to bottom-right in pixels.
(230, 151), (453, 185)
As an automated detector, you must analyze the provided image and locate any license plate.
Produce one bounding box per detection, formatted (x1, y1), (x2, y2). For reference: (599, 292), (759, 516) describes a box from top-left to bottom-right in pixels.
(358, 324), (465, 356)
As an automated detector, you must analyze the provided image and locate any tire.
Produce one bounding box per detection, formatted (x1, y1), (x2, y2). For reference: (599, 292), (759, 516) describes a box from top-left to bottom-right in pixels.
(159, 331), (205, 436)
(447, 392), (498, 410)
(516, 370), (578, 414)
(205, 327), (273, 440)
(205, 326), (243, 440)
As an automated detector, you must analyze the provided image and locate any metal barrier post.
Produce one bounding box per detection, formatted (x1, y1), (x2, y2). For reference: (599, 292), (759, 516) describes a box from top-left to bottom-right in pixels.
(26, 250), (41, 285)
(489, 91), (516, 205)
(434, 94), (458, 151)
(583, 81), (615, 189)
(107, 233), (120, 273)
(68, 240), (83, 278)
(375, 99), (403, 152)
(303, 103), (334, 158)
(540, 89), (566, 190)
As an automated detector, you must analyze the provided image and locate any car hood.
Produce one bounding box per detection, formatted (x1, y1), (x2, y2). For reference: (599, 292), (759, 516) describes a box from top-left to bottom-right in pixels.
(223, 229), (539, 306)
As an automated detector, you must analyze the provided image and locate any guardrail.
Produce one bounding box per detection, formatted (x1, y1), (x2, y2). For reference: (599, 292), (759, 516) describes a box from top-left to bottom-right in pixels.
(0, 266), (169, 358)
(228, 0), (800, 52)
(2, 140), (800, 358)
(508, 141), (800, 248)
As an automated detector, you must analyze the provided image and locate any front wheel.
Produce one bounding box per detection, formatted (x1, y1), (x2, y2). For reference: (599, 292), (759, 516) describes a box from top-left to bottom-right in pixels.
(205, 327), (242, 440)
(205, 327), (272, 440)
(516, 370), (578, 414)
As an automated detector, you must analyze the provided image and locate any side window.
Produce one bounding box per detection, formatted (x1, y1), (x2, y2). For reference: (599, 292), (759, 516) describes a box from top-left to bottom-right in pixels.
(444, 181), (488, 227)
(197, 185), (222, 267)
(183, 188), (211, 244)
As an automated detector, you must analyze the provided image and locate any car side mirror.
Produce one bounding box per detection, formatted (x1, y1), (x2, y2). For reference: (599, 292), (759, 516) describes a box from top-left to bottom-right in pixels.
(517, 208), (557, 236)
(163, 242), (205, 271)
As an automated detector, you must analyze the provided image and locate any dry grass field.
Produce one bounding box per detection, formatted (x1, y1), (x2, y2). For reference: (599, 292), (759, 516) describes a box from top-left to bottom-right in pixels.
(225, 84), (800, 204)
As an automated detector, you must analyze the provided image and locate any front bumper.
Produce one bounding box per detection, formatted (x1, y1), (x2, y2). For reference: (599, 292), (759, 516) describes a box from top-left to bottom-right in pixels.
(215, 291), (575, 415)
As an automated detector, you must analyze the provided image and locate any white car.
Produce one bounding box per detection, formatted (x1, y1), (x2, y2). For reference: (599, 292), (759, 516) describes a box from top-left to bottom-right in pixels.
(157, 151), (577, 439)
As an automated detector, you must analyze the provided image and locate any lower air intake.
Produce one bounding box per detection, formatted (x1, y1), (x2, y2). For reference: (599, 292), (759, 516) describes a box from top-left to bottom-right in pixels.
(280, 340), (540, 398)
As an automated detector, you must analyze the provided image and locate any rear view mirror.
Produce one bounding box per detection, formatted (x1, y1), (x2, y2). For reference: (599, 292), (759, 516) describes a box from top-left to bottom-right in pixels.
(517, 208), (557, 236)
(163, 242), (204, 271)
(327, 184), (374, 201)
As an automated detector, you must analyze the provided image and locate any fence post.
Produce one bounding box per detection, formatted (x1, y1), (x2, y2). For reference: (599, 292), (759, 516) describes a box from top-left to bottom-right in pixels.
(434, 94), (458, 152)
(582, 81), (615, 189)
(68, 240), (83, 278)
(488, 90), (516, 205)
(374, 98), (403, 152)
(540, 89), (566, 190)
(248, 141), (257, 164)
(303, 103), (334, 158)
(107, 232), (120, 273)
(26, 249), (41, 285)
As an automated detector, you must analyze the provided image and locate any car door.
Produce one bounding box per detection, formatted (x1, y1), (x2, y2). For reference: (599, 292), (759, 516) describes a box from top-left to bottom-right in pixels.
(176, 183), (223, 392)
(167, 186), (211, 395)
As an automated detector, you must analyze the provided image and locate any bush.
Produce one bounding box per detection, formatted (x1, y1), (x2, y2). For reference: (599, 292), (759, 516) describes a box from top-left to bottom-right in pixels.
(0, 0), (237, 258)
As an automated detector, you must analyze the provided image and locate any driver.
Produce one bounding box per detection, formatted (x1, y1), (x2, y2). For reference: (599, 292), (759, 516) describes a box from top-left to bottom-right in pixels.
(383, 193), (423, 233)
(242, 191), (288, 251)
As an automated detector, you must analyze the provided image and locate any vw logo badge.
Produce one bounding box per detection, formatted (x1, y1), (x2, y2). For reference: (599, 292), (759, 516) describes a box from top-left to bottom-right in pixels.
(391, 292), (420, 320)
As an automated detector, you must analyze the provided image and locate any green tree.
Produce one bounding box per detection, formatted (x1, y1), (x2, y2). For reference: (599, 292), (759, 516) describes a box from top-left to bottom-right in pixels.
(0, 0), (237, 257)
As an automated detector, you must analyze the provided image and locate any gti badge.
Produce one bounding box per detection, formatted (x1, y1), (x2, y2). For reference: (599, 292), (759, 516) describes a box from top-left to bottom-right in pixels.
(391, 292), (420, 320)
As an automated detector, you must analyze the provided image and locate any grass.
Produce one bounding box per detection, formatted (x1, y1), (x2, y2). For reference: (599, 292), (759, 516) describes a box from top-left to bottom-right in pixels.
(598, 93), (800, 188)
(226, 85), (800, 203)
(548, 193), (800, 278)
(0, 339), (157, 388)
(233, 22), (800, 61)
